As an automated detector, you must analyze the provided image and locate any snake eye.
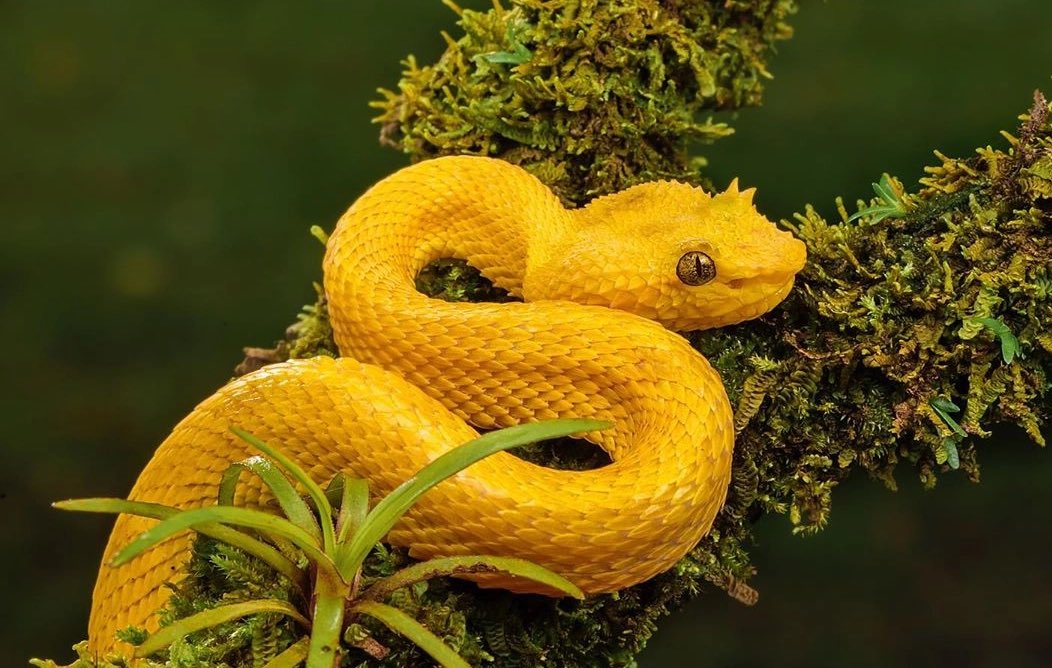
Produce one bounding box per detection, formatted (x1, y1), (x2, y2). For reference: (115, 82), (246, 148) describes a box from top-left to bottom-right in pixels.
(676, 251), (716, 286)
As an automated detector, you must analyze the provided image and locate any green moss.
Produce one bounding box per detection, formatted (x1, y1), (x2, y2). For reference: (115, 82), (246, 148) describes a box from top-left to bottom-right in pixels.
(374, 0), (797, 204)
(415, 258), (515, 304)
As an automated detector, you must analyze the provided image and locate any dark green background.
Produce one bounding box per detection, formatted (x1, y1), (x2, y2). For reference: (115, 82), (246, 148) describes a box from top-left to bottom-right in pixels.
(3, 2), (1051, 666)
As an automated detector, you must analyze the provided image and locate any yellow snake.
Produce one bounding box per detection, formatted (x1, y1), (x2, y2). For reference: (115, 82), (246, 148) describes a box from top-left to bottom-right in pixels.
(88, 156), (806, 653)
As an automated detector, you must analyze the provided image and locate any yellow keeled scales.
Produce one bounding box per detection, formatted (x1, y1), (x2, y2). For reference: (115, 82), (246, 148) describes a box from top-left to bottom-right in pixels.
(88, 156), (806, 652)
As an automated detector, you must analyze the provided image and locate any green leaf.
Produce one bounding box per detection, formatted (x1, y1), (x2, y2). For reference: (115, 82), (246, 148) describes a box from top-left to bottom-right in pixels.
(930, 397), (960, 413)
(930, 397), (967, 437)
(350, 601), (469, 668)
(109, 504), (330, 570)
(324, 473), (345, 507)
(133, 599), (308, 658)
(306, 567), (349, 667)
(479, 44), (532, 64)
(361, 555), (584, 602)
(975, 317), (1021, 363)
(941, 437), (961, 470)
(262, 637), (309, 668)
(872, 175), (897, 203)
(53, 498), (306, 590)
(54, 497), (178, 518)
(334, 475), (370, 547)
(231, 428), (338, 553)
(219, 456), (322, 543)
(847, 174), (907, 224)
(337, 419), (609, 578)
(477, 23), (533, 65)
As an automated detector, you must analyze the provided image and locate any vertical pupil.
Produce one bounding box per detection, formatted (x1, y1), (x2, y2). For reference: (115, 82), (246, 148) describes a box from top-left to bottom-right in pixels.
(677, 251), (714, 286)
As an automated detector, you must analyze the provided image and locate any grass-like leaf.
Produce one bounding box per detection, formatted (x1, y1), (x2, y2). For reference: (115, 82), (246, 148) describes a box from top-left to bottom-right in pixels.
(335, 475), (369, 547)
(53, 498), (305, 590)
(231, 427), (338, 553)
(361, 555), (584, 602)
(56, 420), (607, 667)
(110, 504), (329, 570)
(930, 397), (967, 437)
(930, 398), (965, 470)
(350, 601), (469, 668)
(306, 569), (348, 666)
(337, 419), (608, 577)
(134, 599), (308, 658)
(219, 455), (321, 543)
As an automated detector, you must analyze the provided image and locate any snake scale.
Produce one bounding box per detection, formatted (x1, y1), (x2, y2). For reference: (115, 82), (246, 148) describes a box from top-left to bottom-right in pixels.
(87, 156), (806, 652)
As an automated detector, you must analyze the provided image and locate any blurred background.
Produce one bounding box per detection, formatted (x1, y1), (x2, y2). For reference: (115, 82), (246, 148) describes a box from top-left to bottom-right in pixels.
(3, 1), (1051, 666)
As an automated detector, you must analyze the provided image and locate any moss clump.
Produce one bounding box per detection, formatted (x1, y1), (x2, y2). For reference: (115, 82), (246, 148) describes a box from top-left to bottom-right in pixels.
(696, 95), (1051, 550)
(374, 0), (797, 204)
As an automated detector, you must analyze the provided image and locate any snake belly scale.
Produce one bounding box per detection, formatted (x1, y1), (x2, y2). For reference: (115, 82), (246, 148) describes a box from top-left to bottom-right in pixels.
(88, 156), (806, 652)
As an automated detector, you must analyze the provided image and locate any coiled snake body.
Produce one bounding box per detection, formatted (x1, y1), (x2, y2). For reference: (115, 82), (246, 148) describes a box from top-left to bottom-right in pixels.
(88, 156), (806, 651)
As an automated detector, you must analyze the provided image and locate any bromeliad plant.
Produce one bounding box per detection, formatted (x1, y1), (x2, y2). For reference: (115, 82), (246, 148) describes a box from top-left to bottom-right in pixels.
(52, 419), (605, 668)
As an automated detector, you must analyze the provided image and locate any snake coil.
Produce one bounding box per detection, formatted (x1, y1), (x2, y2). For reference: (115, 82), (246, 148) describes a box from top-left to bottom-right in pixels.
(88, 156), (806, 652)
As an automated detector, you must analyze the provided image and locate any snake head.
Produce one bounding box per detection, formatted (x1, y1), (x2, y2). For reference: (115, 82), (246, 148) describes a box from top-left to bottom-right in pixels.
(522, 179), (807, 331)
